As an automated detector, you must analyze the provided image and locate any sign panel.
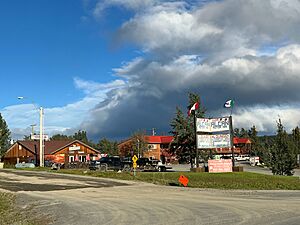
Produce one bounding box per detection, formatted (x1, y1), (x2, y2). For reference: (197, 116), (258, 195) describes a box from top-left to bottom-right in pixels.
(69, 146), (81, 151)
(148, 144), (157, 149)
(196, 117), (230, 132)
(196, 118), (211, 132)
(211, 134), (231, 148)
(132, 155), (138, 163)
(208, 159), (232, 173)
(31, 134), (49, 140)
(178, 175), (189, 187)
(197, 135), (212, 148)
(197, 134), (231, 149)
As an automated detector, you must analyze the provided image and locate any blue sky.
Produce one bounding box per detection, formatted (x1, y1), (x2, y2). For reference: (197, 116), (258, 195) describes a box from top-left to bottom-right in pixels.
(0, 0), (135, 107)
(2, 0), (300, 141)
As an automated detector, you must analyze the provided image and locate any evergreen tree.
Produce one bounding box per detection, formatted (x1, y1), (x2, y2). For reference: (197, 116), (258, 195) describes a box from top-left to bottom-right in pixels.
(248, 126), (259, 156)
(50, 134), (73, 141)
(97, 138), (119, 156)
(240, 128), (249, 138)
(292, 126), (300, 154)
(270, 119), (297, 176)
(234, 127), (249, 138)
(23, 135), (31, 140)
(169, 107), (191, 164)
(0, 113), (11, 160)
(73, 130), (89, 144)
(234, 128), (240, 137)
(169, 93), (205, 167)
(248, 125), (270, 163)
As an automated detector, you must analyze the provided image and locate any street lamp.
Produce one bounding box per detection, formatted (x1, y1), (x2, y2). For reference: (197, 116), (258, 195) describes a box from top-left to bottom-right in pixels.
(18, 97), (44, 167)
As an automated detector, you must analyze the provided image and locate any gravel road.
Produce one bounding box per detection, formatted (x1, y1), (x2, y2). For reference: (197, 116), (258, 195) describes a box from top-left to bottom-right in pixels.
(0, 169), (299, 225)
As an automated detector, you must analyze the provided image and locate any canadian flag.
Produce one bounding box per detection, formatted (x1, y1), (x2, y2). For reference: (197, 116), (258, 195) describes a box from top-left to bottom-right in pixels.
(188, 102), (199, 116)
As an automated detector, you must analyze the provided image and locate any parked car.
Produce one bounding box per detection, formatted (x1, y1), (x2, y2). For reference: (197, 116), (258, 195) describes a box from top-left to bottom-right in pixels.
(89, 156), (122, 171)
(89, 156), (171, 172)
(123, 157), (171, 172)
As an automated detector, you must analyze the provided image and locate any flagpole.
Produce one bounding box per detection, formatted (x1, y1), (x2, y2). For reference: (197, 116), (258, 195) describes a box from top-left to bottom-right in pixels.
(229, 115), (235, 167)
(194, 112), (199, 168)
(230, 99), (235, 116)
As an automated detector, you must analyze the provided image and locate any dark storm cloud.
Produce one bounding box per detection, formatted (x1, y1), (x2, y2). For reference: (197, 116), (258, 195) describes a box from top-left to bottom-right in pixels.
(80, 0), (300, 139)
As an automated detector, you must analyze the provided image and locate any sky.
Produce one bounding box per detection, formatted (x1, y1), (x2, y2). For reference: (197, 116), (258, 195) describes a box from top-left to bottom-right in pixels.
(1, 0), (300, 141)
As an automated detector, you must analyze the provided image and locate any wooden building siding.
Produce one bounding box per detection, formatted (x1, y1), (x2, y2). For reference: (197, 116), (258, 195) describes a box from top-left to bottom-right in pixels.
(3, 140), (99, 165)
(4, 143), (37, 164)
(143, 144), (161, 160)
(53, 141), (99, 165)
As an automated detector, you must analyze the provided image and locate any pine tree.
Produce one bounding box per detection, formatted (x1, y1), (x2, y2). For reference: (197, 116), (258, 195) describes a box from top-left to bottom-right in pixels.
(234, 128), (240, 137)
(0, 113), (11, 160)
(169, 93), (205, 167)
(292, 126), (300, 154)
(248, 125), (270, 163)
(73, 130), (89, 144)
(248, 126), (259, 156)
(50, 134), (73, 141)
(169, 107), (191, 164)
(270, 119), (297, 176)
(240, 128), (249, 138)
(97, 138), (119, 156)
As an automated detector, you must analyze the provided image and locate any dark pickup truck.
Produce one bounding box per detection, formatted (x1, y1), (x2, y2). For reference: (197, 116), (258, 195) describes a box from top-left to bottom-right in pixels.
(89, 156), (171, 172)
(89, 156), (122, 171)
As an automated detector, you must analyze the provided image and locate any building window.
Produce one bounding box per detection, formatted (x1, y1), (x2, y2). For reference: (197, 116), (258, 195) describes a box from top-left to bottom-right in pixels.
(69, 156), (74, 162)
(79, 155), (86, 162)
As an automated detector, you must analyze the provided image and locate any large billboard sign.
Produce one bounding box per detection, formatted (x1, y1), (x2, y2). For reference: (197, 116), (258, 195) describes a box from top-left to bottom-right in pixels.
(196, 117), (230, 132)
(197, 134), (231, 149)
(208, 159), (232, 173)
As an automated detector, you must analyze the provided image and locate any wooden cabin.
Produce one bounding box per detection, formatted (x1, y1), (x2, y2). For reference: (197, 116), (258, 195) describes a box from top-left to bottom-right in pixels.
(3, 140), (100, 166)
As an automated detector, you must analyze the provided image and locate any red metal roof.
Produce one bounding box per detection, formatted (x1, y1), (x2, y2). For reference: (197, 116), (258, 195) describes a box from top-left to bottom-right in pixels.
(145, 136), (173, 144)
(233, 137), (251, 144)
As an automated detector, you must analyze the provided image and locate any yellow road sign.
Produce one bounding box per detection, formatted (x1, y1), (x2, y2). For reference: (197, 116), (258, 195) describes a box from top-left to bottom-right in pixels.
(132, 155), (138, 163)
(133, 162), (137, 168)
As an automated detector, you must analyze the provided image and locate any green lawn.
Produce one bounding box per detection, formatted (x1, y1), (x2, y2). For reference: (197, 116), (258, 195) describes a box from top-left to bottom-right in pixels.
(52, 169), (300, 190)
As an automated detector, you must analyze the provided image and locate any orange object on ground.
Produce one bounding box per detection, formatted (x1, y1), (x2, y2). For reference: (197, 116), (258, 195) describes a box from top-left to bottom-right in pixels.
(178, 175), (189, 187)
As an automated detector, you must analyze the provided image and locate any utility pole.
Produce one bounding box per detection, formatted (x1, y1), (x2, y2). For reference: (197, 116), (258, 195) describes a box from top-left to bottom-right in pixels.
(18, 96), (45, 167)
(39, 107), (44, 167)
(229, 115), (235, 167)
(194, 112), (199, 168)
(137, 139), (140, 158)
(152, 128), (156, 136)
(30, 124), (36, 136)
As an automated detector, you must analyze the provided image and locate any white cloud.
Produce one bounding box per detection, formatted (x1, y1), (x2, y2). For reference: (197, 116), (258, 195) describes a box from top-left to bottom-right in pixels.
(93, 0), (158, 18)
(78, 1), (300, 137)
(5, 0), (300, 140)
(1, 78), (127, 140)
(231, 104), (300, 133)
(79, 44), (300, 138)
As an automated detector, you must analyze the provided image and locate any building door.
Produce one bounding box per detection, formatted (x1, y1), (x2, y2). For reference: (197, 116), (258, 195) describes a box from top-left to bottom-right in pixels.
(69, 155), (74, 162)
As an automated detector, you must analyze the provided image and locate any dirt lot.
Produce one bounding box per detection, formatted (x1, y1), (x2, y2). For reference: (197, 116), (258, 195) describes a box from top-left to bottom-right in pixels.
(1, 169), (300, 225)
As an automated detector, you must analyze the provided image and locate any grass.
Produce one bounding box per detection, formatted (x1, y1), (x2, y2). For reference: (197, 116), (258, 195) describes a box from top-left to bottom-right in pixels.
(12, 167), (300, 190)
(49, 169), (300, 190)
(0, 192), (41, 225)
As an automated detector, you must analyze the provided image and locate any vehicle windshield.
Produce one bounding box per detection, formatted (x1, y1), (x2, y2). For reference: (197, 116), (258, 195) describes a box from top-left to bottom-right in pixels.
(100, 157), (109, 163)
